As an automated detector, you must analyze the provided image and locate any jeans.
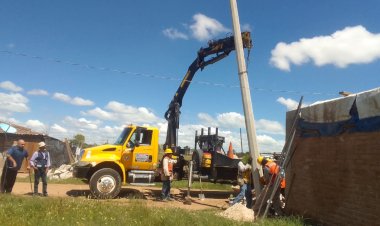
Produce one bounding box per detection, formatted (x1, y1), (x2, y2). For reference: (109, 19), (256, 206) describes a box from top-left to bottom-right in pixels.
(232, 183), (252, 208)
(34, 168), (47, 195)
(161, 180), (171, 199)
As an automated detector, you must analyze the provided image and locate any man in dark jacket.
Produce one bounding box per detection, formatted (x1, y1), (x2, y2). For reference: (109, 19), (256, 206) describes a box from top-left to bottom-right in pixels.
(0, 139), (29, 193)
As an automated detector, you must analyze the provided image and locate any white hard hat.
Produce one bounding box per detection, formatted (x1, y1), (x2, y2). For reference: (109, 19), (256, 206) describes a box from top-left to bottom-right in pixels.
(38, 141), (46, 148)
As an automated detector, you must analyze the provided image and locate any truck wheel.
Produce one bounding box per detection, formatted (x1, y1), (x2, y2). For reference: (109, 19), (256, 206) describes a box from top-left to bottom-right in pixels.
(89, 168), (121, 199)
(192, 151), (202, 172)
(210, 166), (218, 183)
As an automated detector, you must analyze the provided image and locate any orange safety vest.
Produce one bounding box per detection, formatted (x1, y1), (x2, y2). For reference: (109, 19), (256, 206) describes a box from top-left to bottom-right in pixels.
(264, 161), (286, 189)
(264, 161), (284, 186)
(167, 157), (173, 173)
(281, 178), (286, 189)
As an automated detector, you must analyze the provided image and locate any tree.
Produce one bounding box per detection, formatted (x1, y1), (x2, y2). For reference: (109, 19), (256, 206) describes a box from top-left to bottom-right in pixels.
(71, 134), (85, 147)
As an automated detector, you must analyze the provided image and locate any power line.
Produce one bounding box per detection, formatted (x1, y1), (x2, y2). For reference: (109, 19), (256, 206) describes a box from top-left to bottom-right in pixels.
(0, 50), (338, 96)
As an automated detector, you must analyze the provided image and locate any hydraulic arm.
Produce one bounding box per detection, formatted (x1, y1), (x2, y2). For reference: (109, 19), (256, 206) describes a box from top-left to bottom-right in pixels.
(164, 32), (252, 151)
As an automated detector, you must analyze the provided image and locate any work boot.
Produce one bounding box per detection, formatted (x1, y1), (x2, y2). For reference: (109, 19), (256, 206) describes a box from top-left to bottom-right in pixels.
(43, 193), (48, 197)
(156, 197), (167, 202)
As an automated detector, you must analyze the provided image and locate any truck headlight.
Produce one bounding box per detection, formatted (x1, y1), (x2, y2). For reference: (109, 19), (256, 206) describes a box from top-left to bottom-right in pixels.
(85, 150), (91, 159)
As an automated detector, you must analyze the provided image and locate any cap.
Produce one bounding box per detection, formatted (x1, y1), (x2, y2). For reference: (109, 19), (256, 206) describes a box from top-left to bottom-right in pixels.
(38, 141), (46, 148)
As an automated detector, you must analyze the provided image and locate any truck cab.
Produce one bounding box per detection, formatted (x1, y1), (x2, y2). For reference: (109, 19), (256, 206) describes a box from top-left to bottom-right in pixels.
(73, 125), (159, 198)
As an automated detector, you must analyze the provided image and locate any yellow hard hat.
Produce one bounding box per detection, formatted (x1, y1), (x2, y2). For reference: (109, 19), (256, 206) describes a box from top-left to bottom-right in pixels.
(164, 148), (173, 154)
(257, 156), (264, 165)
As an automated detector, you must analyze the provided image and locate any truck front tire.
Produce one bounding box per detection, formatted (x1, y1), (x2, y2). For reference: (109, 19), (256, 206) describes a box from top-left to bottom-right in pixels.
(89, 168), (121, 199)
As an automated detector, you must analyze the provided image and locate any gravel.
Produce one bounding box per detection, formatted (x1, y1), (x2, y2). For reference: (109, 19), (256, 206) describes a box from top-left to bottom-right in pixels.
(217, 203), (255, 222)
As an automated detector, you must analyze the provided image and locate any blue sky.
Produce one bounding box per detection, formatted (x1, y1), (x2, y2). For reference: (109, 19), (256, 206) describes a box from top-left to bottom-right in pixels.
(1, 0), (380, 152)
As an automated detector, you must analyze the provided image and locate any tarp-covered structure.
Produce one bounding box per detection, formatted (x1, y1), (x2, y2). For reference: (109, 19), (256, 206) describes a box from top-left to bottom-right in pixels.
(285, 87), (380, 226)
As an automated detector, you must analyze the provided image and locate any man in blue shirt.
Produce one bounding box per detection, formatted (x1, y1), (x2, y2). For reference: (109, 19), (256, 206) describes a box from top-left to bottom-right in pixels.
(0, 139), (29, 193)
(30, 141), (51, 196)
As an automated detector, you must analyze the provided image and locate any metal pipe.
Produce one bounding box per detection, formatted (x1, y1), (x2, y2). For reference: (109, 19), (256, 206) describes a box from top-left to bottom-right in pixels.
(187, 161), (193, 197)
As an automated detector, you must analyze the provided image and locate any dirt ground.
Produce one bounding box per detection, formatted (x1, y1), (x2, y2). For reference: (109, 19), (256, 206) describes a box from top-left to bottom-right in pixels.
(11, 179), (234, 211)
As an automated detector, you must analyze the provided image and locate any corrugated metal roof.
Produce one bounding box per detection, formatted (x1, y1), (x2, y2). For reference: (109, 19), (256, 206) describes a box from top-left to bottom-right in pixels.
(0, 121), (43, 135)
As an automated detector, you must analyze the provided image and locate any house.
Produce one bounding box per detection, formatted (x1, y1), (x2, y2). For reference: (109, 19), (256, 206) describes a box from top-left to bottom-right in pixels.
(0, 121), (73, 173)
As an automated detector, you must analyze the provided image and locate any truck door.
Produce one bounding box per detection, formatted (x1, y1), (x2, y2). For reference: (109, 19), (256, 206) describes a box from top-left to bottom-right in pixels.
(123, 128), (154, 171)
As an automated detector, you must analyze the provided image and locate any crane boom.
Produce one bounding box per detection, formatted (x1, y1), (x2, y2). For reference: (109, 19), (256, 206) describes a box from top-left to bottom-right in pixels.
(164, 32), (252, 151)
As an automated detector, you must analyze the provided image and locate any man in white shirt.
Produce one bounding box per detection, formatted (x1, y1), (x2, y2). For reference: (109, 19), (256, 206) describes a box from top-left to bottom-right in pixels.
(160, 148), (174, 201)
(232, 156), (253, 208)
(29, 141), (51, 196)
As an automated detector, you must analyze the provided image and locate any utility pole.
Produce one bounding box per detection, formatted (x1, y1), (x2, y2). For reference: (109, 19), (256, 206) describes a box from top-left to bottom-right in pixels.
(229, 0), (262, 195)
(239, 128), (243, 153)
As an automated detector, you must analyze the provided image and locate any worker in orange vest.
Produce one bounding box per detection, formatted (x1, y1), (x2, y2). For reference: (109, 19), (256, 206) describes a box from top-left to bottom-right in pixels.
(253, 156), (285, 216)
(160, 148), (174, 201)
(258, 156), (286, 193)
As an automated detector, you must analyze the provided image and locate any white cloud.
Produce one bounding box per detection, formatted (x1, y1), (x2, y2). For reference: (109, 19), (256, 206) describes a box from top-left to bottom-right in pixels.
(256, 119), (285, 135)
(86, 107), (114, 120)
(277, 97), (299, 110)
(27, 89), (49, 96)
(71, 97), (94, 106)
(0, 81), (23, 92)
(63, 116), (101, 130)
(52, 93), (70, 102)
(270, 25), (380, 71)
(217, 112), (245, 129)
(197, 113), (217, 126)
(52, 92), (94, 106)
(190, 13), (230, 41)
(0, 92), (29, 113)
(25, 119), (46, 133)
(198, 112), (284, 135)
(162, 28), (189, 40)
(51, 123), (68, 133)
(7, 43), (15, 49)
(85, 101), (162, 125)
(51, 119), (124, 145)
(257, 134), (285, 153)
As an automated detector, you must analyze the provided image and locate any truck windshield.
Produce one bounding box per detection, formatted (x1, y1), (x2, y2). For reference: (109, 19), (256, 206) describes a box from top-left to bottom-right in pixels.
(114, 127), (132, 145)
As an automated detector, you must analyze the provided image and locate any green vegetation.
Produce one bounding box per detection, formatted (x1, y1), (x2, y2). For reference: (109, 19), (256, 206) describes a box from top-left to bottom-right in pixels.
(155, 180), (233, 191)
(0, 195), (302, 226)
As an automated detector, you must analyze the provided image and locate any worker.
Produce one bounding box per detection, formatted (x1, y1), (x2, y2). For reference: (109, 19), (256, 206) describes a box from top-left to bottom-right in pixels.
(30, 141), (51, 196)
(232, 156), (253, 208)
(253, 156), (284, 216)
(0, 139), (29, 194)
(160, 148), (174, 201)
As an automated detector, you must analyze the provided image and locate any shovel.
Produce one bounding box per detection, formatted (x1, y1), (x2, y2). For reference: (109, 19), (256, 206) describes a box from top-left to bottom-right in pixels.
(28, 168), (33, 194)
(198, 176), (205, 200)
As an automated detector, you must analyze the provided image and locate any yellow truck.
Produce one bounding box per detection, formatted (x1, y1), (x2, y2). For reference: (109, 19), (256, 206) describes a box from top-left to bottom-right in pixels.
(73, 125), (159, 198)
(73, 32), (252, 199)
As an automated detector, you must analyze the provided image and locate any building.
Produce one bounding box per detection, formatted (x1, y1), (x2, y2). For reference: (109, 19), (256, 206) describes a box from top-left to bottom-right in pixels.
(285, 87), (380, 225)
(0, 121), (73, 173)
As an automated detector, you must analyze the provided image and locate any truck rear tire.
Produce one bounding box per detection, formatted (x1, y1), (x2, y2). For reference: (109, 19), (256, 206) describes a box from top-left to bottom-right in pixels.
(192, 150), (203, 172)
(89, 168), (121, 199)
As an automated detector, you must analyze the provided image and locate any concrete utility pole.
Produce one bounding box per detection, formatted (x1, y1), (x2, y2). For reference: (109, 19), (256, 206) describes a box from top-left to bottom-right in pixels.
(229, 0), (262, 195)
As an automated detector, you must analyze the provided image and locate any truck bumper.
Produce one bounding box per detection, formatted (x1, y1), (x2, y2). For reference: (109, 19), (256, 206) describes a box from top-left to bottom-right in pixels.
(73, 165), (91, 179)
